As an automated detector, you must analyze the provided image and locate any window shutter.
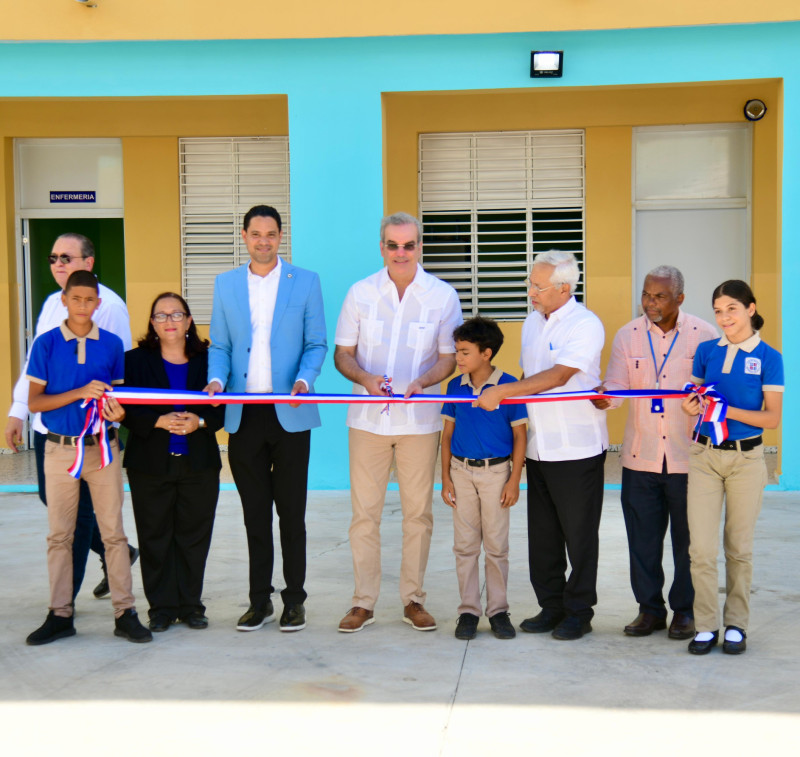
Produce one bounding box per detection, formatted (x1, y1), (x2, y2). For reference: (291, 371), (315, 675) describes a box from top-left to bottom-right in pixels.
(180, 137), (291, 323)
(419, 130), (585, 320)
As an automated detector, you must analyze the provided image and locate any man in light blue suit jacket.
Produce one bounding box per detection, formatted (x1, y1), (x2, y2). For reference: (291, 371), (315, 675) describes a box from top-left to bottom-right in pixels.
(206, 205), (327, 634)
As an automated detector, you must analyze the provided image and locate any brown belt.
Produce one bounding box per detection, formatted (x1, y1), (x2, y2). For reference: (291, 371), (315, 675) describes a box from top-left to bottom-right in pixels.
(46, 427), (118, 447)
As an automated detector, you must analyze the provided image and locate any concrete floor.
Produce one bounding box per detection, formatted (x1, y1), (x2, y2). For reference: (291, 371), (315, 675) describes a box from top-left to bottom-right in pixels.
(0, 452), (797, 756)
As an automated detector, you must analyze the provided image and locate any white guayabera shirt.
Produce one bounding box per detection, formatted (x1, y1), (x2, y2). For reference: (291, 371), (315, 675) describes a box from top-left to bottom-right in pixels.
(335, 264), (462, 436)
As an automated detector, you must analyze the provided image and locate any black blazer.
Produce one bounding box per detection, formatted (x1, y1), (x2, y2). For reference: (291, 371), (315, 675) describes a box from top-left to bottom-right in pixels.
(121, 347), (225, 475)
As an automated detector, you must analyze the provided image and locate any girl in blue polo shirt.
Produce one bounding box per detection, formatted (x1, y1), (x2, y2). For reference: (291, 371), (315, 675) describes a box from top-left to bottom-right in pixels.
(681, 280), (783, 656)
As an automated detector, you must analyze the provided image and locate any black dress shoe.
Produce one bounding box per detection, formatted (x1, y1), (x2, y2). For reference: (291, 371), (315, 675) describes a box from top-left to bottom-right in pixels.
(722, 626), (747, 655)
(688, 631), (719, 655)
(236, 601), (275, 631)
(489, 611), (516, 640)
(668, 612), (695, 640)
(455, 613), (479, 640)
(26, 611), (76, 646)
(148, 615), (172, 632)
(93, 546), (139, 600)
(182, 612), (209, 630)
(624, 612), (667, 637)
(279, 603), (306, 632)
(552, 615), (592, 640)
(114, 609), (153, 643)
(519, 609), (565, 634)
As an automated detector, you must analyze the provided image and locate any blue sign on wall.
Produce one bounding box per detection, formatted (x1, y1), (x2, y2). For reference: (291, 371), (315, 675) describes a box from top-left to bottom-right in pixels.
(50, 191), (96, 203)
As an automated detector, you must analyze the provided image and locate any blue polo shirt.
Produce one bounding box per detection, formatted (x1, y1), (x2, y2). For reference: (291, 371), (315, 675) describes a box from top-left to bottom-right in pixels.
(27, 321), (124, 437)
(442, 369), (527, 459)
(692, 334), (784, 441)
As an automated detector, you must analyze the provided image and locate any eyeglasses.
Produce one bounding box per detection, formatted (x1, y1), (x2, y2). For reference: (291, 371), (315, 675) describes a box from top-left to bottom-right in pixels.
(48, 254), (84, 265)
(152, 312), (187, 323)
(383, 241), (419, 252)
(525, 277), (557, 294)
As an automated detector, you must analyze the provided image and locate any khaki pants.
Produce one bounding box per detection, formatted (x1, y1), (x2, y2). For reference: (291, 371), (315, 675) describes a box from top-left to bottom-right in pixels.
(450, 458), (511, 617)
(44, 439), (134, 618)
(687, 441), (767, 632)
(348, 428), (439, 610)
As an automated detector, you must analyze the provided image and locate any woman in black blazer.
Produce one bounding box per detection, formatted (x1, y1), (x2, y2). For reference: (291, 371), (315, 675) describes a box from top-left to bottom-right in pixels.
(107, 292), (224, 632)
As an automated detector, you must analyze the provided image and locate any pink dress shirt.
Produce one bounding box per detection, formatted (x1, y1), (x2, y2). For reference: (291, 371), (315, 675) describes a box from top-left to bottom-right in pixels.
(602, 310), (717, 474)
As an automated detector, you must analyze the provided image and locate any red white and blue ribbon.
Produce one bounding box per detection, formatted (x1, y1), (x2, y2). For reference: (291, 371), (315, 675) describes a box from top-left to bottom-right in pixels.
(106, 386), (698, 406)
(380, 375), (394, 416)
(68, 397), (113, 479)
(683, 382), (729, 444)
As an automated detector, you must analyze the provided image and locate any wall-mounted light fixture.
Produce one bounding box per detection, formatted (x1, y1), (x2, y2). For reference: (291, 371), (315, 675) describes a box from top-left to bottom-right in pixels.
(75, 0), (98, 7)
(530, 51), (563, 78)
(743, 99), (767, 122)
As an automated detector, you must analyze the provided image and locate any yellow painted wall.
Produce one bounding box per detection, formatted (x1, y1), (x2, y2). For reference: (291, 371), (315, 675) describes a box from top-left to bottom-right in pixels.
(0, 95), (288, 416)
(384, 80), (782, 447)
(3, 1), (799, 41)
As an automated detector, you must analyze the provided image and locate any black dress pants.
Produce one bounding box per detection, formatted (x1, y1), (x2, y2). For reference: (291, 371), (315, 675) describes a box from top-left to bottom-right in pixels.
(621, 464), (693, 618)
(228, 404), (310, 609)
(128, 457), (219, 620)
(526, 451), (606, 621)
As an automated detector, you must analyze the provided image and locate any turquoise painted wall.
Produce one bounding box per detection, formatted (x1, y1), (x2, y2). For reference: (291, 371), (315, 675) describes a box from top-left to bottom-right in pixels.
(1, 22), (797, 488)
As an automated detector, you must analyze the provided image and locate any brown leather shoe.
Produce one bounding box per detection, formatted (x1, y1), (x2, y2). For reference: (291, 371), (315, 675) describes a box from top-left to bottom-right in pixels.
(668, 612), (695, 640)
(338, 607), (374, 633)
(403, 601), (437, 631)
(624, 612), (667, 636)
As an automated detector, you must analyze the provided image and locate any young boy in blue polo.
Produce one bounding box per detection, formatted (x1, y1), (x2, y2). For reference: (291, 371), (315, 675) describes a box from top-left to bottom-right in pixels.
(25, 269), (151, 645)
(441, 316), (527, 640)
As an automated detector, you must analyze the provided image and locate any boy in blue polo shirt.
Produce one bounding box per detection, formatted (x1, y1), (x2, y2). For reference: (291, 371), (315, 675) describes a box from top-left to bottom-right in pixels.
(25, 270), (151, 646)
(441, 316), (527, 641)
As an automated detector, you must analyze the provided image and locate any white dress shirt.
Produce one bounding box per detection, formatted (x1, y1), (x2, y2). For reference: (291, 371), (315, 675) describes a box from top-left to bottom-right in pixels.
(246, 258), (281, 393)
(521, 296), (608, 461)
(8, 283), (132, 434)
(335, 264), (462, 435)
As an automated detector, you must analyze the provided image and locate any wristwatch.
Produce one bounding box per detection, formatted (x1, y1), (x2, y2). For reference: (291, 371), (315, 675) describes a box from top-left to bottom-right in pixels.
(198, 417), (207, 429)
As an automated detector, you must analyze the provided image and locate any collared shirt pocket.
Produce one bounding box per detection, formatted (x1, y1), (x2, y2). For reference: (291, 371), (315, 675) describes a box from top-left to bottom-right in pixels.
(362, 318), (384, 346)
(407, 321), (436, 351)
(626, 357), (649, 389)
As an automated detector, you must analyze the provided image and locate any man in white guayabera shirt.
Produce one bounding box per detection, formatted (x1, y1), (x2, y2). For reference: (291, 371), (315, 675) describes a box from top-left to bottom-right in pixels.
(5, 233), (136, 601)
(476, 250), (607, 642)
(334, 212), (462, 634)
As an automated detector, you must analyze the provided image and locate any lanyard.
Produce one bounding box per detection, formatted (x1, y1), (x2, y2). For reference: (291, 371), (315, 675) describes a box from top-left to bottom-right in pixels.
(647, 327), (680, 390)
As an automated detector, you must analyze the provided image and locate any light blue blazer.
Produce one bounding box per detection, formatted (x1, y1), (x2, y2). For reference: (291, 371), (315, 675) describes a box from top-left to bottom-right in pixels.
(208, 261), (328, 434)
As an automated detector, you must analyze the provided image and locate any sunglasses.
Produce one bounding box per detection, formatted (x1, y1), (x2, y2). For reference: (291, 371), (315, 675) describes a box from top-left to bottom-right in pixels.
(48, 254), (84, 265)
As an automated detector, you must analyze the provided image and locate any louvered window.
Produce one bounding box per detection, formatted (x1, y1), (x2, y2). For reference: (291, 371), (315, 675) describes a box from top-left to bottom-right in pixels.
(180, 137), (291, 323)
(419, 130), (585, 320)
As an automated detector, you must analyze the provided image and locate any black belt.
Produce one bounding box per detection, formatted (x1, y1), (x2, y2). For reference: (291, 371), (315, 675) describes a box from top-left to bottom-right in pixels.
(696, 434), (762, 452)
(453, 454), (510, 468)
(47, 427), (118, 447)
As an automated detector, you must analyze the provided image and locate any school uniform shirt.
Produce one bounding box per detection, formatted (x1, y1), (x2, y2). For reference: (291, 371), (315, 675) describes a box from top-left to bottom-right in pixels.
(26, 322), (124, 437)
(691, 332), (784, 440)
(520, 296), (608, 462)
(335, 263), (462, 436)
(9, 283), (131, 434)
(441, 369), (528, 460)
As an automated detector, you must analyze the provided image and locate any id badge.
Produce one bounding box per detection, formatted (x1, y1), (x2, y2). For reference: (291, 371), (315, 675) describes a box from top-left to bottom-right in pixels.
(651, 398), (664, 414)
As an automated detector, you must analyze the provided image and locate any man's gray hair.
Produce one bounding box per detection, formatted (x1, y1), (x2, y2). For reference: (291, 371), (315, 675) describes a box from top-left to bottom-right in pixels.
(533, 249), (580, 294)
(646, 265), (684, 295)
(56, 233), (95, 260)
(380, 212), (422, 243)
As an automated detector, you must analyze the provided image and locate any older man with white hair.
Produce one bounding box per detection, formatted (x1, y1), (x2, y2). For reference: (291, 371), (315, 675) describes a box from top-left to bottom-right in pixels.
(476, 250), (607, 640)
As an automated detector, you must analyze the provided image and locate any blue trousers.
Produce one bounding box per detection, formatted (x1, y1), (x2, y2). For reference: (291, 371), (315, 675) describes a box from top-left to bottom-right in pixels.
(621, 464), (693, 618)
(34, 431), (105, 599)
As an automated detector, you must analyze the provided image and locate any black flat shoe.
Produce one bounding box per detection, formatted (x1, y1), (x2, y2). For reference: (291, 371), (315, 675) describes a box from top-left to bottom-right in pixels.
(182, 612), (209, 630)
(148, 615), (172, 632)
(722, 626), (747, 655)
(688, 631), (719, 655)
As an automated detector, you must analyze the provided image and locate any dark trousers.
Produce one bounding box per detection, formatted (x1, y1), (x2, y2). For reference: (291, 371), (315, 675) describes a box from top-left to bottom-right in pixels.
(35, 430), (105, 598)
(526, 452), (606, 621)
(128, 458), (219, 620)
(621, 464), (693, 618)
(229, 404), (310, 609)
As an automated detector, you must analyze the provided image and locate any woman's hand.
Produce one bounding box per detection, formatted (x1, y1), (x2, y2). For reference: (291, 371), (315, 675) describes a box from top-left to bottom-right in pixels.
(155, 411), (200, 434)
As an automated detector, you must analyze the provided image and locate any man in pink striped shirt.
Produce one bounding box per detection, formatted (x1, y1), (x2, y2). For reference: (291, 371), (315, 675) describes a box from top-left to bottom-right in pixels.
(594, 266), (716, 640)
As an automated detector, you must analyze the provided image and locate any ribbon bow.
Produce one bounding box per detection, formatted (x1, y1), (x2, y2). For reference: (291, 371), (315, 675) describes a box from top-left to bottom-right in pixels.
(67, 396), (114, 479)
(683, 382), (728, 445)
